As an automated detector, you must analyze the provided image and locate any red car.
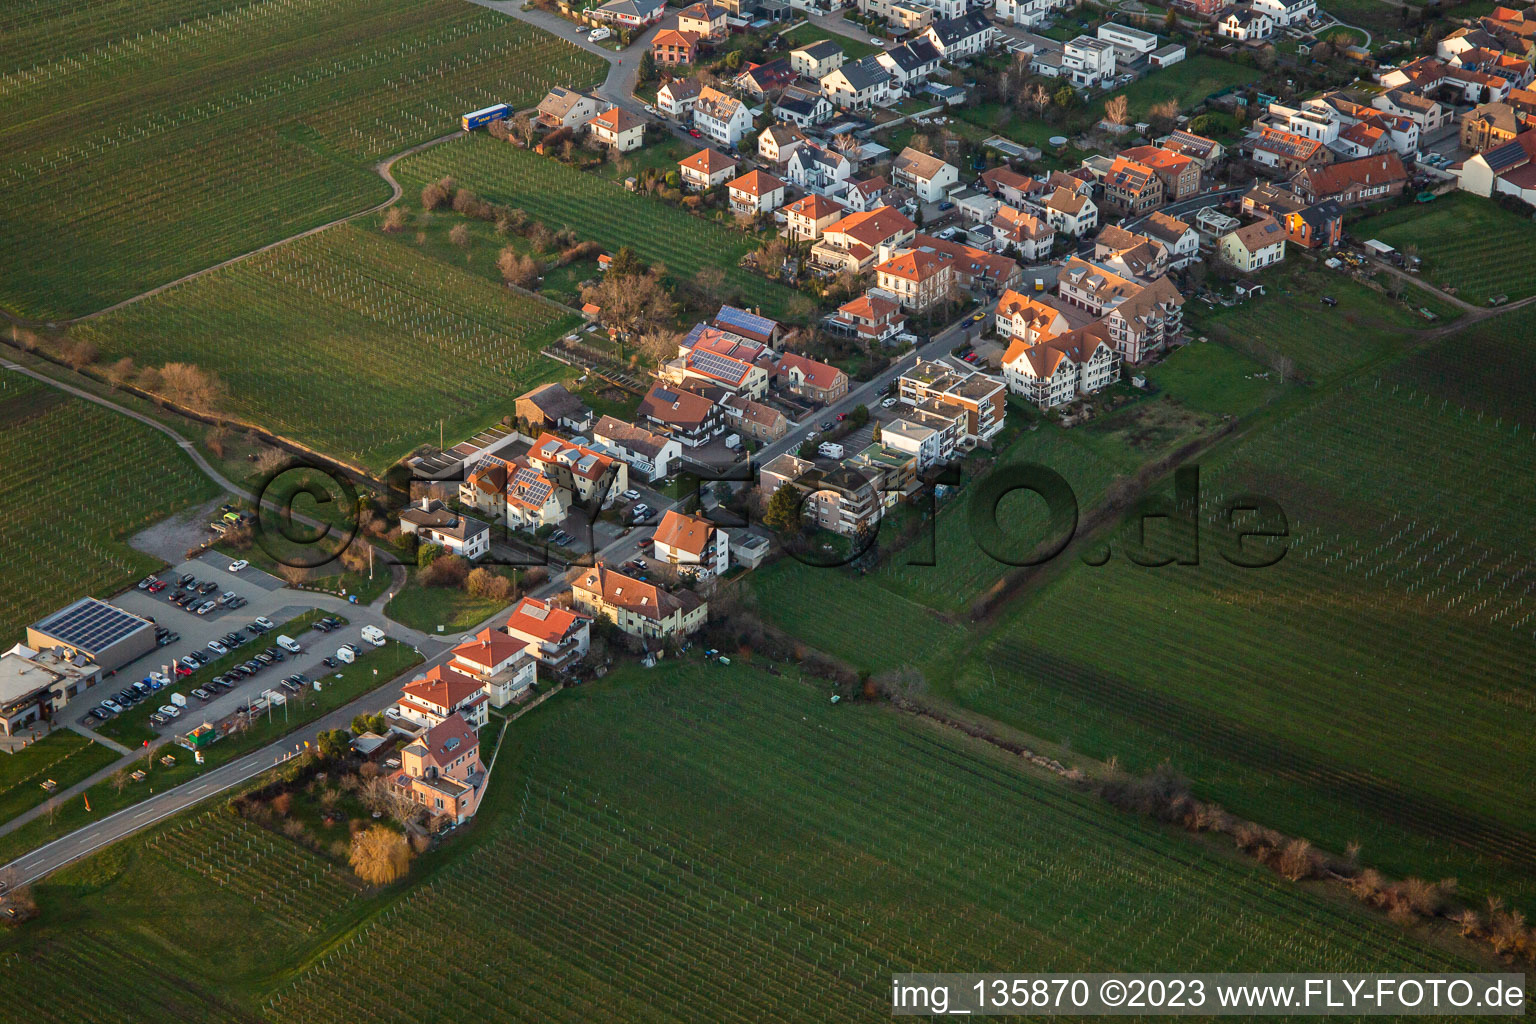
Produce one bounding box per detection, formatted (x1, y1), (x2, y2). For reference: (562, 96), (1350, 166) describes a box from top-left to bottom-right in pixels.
(837, 412), (847, 421)
(148, 580), (166, 592)
(688, 128), (701, 138)
(173, 664), (193, 677)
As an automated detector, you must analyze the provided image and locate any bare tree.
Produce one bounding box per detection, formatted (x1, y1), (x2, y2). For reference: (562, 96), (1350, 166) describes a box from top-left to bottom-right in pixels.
(382, 207), (408, 233)
(449, 223), (472, 249)
(156, 362), (226, 412)
(350, 826), (412, 885)
(1104, 94), (1130, 125)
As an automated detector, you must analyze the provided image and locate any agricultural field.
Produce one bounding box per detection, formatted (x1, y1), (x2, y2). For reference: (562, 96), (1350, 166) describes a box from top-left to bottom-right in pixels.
(1187, 260), (1451, 380)
(1352, 192), (1536, 306)
(0, 0), (606, 319)
(71, 223), (579, 473)
(3, 662), (1481, 1021)
(394, 135), (799, 316)
(0, 732), (119, 825)
(0, 374), (222, 643)
(944, 364), (1536, 912)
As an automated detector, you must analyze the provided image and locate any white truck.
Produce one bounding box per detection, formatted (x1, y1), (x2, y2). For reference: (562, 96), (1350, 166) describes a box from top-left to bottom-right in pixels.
(360, 625), (386, 647)
(276, 634), (303, 654)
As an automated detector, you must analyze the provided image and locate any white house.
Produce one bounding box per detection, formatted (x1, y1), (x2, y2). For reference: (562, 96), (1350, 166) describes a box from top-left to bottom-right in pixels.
(590, 415), (682, 481)
(875, 38), (943, 89)
(774, 84), (834, 127)
(820, 56), (895, 111)
(1097, 22), (1158, 55)
(994, 0), (1069, 27)
(759, 123), (809, 164)
(1031, 185), (1098, 237)
(1251, 0), (1315, 27)
(587, 107), (646, 153)
(1217, 6), (1274, 41)
(657, 78), (702, 119)
(790, 39), (845, 79)
(892, 146), (959, 202)
(503, 596), (592, 672)
(1062, 35), (1116, 87)
(692, 85), (753, 146)
(920, 12), (996, 59)
(398, 498), (491, 561)
(652, 509), (730, 575)
(679, 147), (739, 189)
(728, 169), (788, 216)
(786, 142), (854, 193)
(1001, 323), (1121, 409)
(1140, 210), (1201, 269)
(449, 629), (538, 707)
(879, 418), (948, 469)
(1219, 217), (1287, 272)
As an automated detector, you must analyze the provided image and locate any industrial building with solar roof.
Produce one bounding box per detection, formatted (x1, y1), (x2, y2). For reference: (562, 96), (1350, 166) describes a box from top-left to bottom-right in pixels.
(26, 597), (156, 673)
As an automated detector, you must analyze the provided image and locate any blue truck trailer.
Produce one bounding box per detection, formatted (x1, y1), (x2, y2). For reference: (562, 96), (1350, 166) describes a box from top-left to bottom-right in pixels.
(461, 103), (511, 131)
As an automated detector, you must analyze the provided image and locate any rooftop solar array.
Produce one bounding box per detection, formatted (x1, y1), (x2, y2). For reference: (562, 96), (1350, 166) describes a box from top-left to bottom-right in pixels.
(714, 304), (776, 339)
(689, 348), (751, 384)
(33, 598), (149, 652)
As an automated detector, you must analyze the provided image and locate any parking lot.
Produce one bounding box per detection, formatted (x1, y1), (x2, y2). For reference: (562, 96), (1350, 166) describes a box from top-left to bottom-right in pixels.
(83, 555), (426, 736)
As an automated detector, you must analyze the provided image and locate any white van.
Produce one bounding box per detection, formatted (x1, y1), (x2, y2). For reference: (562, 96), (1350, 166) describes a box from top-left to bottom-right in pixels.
(817, 441), (844, 459)
(723, 433), (742, 450)
(336, 647), (356, 665)
(276, 635), (303, 654)
(360, 625), (386, 647)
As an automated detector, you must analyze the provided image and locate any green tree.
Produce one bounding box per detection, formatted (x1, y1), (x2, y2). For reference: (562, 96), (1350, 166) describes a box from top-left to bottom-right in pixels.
(637, 48), (657, 83)
(762, 483), (803, 535)
(1164, 6), (1177, 29)
(1053, 85), (1076, 108)
(417, 542), (443, 569)
(316, 728), (351, 761)
(351, 712), (386, 735)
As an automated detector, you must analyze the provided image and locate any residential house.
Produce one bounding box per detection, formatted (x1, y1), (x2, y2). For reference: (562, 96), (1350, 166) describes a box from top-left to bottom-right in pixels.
(1219, 217), (1287, 272)
(734, 58), (797, 101)
(827, 291), (908, 343)
(588, 107), (646, 152)
(590, 415), (682, 481)
(1056, 257), (1184, 362)
(980, 165), (1047, 207)
(758, 452), (884, 537)
(876, 38), (943, 89)
(711, 304), (782, 345)
(785, 142), (854, 193)
(1250, 126), (1331, 173)
(791, 39), (846, 78)
(592, 0), (665, 22)
(677, 1), (727, 39)
(570, 565), (708, 638)
(1454, 128), (1536, 199)
(653, 509), (730, 575)
(678, 147), (739, 189)
(1097, 21), (1159, 54)
(657, 77), (702, 118)
(527, 432), (626, 509)
(1371, 88), (1451, 134)
(811, 205), (917, 272)
(637, 382), (725, 447)
(1292, 152), (1408, 205)
(901, 233), (1023, 294)
(1031, 185), (1098, 237)
(651, 28), (701, 66)
(449, 629), (537, 707)
(995, 0), (1070, 26)
(503, 596), (591, 672)
(836, 174), (895, 213)
(516, 382), (593, 434)
(728, 169), (787, 216)
(774, 85), (834, 127)
(1251, 0), (1315, 26)
(1281, 199), (1344, 249)
(819, 56), (895, 111)
(692, 86), (753, 146)
(398, 497), (491, 561)
(1462, 101), (1522, 152)
(460, 455), (569, 532)
(1140, 210), (1201, 268)
(1217, 6), (1273, 40)
(920, 12), (996, 60)
(990, 204), (1056, 261)
(897, 359), (1007, 443)
(717, 391), (790, 440)
(892, 147), (960, 202)
(1171, 0), (1224, 16)
(1159, 129), (1226, 170)
(994, 288), (1069, 344)
(1001, 321), (1121, 409)
(391, 663), (492, 729)
(777, 351), (849, 402)
(389, 713), (486, 825)
(1062, 35), (1116, 87)
(1102, 156), (1165, 215)
(536, 87), (603, 130)
(879, 418), (954, 469)
(1119, 145), (1201, 200)
(664, 326), (772, 397)
(782, 192), (846, 240)
(1333, 120), (1392, 159)
(760, 123), (810, 165)
(874, 248), (954, 311)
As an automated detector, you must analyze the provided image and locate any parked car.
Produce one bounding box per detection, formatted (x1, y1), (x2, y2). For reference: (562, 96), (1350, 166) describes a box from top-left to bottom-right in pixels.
(149, 714), (168, 726)
(622, 489), (640, 501)
(195, 600), (216, 615)
(881, 397), (897, 408)
(100, 699), (123, 714)
(198, 581), (218, 594)
(191, 688), (210, 701)
(138, 576), (157, 590)
(207, 640), (228, 656)
(89, 708), (111, 721)
(177, 573), (196, 587)
(322, 656), (339, 668)
(255, 617), (275, 630)
(148, 580), (166, 593)
(228, 559), (249, 572)
(149, 671), (171, 687)
(158, 705), (181, 718)
(217, 591), (238, 607)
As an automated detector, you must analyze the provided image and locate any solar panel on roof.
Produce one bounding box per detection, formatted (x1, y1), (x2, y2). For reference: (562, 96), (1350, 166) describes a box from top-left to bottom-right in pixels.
(689, 349), (750, 383)
(714, 305), (776, 337)
(34, 599), (148, 653)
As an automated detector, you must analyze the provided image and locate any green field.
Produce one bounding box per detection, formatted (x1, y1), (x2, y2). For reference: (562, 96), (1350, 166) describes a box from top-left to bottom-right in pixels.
(1141, 339), (1292, 416)
(71, 223), (578, 472)
(0, 375), (222, 643)
(2, 662), (1483, 1020)
(394, 134), (798, 315)
(0, 731), (119, 825)
(944, 362), (1536, 911)
(1101, 55), (1256, 123)
(0, 0), (606, 319)
(780, 23), (881, 59)
(1352, 192), (1536, 306)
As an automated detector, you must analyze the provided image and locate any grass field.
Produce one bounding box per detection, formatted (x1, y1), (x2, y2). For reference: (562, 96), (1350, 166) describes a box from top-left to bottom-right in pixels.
(1100, 55), (1256, 123)
(944, 360), (1536, 912)
(384, 568), (519, 634)
(0, 732), (119, 825)
(780, 23), (881, 59)
(394, 134), (799, 315)
(1141, 339), (1292, 416)
(0, 375), (223, 643)
(71, 223), (578, 473)
(1352, 192), (1536, 306)
(1, 662), (1483, 1020)
(1187, 260), (1452, 380)
(0, 0), (607, 319)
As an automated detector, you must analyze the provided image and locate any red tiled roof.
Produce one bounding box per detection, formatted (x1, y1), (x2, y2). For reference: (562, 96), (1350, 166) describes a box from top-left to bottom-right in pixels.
(505, 596), (589, 643)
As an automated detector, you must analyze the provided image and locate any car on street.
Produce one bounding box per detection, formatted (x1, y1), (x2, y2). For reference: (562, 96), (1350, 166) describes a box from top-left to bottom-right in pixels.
(228, 559), (249, 572)
(688, 128), (701, 138)
(967, 312), (986, 325)
(818, 420), (833, 430)
(881, 397), (897, 408)
(158, 705), (181, 718)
